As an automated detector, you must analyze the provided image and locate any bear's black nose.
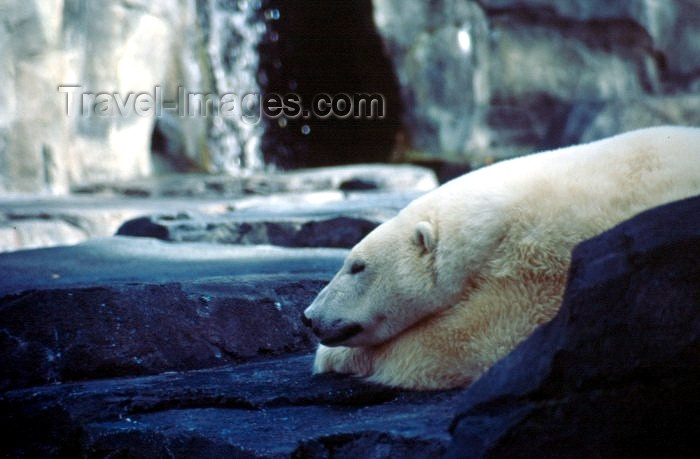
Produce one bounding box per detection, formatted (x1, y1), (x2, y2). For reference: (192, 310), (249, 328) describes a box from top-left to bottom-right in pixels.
(300, 311), (313, 328)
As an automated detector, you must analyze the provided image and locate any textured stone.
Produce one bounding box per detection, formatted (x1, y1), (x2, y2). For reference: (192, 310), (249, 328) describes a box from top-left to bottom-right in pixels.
(1, 355), (458, 458)
(0, 165), (436, 252)
(0, 195), (232, 252)
(481, 0), (700, 78)
(177, 0), (267, 172)
(0, 0), (268, 192)
(118, 214), (380, 249)
(373, 0), (700, 163)
(116, 190), (422, 248)
(0, 237), (347, 389)
(372, 0), (491, 157)
(73, 164), (437, 198)
(574, 94), (700, 144)
(448, 195), (700, 458)
(0, 0), (182, 193)
(3, 0), (699, 191)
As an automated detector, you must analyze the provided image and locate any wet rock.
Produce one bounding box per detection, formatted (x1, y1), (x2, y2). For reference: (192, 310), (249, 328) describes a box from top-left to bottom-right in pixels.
(373, 0), (700, 163)
(0, 237), (347, 390)
(572, 94), (700, 144)
(116, 190), (423, 248)
(72, 165), (437, 198)
(118, 214), (381, 248)
(188, 0), (267, 172)
(0, 195), (233, 252)
(448, 195), (700, 458)
(0, 0), (182, 193)
(372, 0), (491, 157)
(1, 355), (459, 458)
(480, 0), (700, 79)
(0, 165), (436, 252)
(0, 218), (88, 253)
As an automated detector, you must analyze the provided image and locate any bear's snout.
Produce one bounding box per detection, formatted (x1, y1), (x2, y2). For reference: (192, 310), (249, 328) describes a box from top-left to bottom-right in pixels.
(299, 311), (311, 328)
(301, 311), (363, 346)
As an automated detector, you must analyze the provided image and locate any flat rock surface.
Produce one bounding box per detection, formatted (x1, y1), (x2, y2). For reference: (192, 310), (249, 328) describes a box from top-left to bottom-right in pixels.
(0, 235), (461, 456)
(0, 195), (234, 252)
(0, 237), (348, 390)
(0, 165), (434, 253)
(116, 191), (423, 248)
(0, 236), (346, 296)
(71, 165), (438, 198)
(2, 355), (459, 458)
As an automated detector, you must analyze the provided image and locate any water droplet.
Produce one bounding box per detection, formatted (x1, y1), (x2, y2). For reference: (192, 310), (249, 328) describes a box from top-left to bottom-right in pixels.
(457, 28), (472, 53)
(265, 9), (280, 20)
(274, 301), (282, 311)
(278, 117), (287, 128)
(269, 31), (279, 42)
(301, 124), (311, 135)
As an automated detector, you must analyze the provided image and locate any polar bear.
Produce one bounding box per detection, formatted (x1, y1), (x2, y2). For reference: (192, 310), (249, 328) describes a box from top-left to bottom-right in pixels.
(302, 126), (700, 390)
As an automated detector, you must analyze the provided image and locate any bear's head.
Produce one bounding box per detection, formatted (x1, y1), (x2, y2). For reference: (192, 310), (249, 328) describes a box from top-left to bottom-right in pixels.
(302, 202), (460, 347)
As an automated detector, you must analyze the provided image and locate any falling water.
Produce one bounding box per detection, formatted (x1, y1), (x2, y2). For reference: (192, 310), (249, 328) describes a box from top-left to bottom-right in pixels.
(197, 0), (268, 172)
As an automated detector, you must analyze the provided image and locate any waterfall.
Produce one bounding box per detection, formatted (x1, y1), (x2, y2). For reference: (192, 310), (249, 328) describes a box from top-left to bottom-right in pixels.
(196, 0), (268, 173)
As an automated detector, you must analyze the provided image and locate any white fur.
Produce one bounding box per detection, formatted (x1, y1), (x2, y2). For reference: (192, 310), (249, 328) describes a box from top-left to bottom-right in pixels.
(304, 126), (700, 390)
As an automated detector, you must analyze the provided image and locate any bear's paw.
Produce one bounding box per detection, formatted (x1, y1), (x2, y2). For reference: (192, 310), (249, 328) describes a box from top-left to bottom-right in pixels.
(312, 344), (373, 377)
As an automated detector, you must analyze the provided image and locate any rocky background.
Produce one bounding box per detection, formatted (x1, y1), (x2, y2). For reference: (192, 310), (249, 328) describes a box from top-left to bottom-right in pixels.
(1, 0), (699, 457)
(1, 0), (699, 192)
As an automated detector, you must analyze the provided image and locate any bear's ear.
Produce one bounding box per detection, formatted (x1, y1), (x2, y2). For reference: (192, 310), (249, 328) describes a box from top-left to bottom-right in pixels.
(413, 221), (436, 254)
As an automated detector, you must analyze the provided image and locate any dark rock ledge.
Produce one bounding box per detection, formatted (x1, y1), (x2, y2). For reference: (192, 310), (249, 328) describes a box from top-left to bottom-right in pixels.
(0, 237), (347, 390)
(2, 355), (458, 458)
(115, 190), (422, 248)
(0, 236), (457, 457)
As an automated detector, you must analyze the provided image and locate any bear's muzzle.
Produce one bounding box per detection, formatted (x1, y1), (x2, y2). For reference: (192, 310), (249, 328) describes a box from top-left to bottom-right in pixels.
(301, 311), (363, 346)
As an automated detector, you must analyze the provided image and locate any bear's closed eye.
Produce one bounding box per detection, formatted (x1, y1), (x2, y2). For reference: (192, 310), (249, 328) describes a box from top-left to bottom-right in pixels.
(350, 260), (366, 274)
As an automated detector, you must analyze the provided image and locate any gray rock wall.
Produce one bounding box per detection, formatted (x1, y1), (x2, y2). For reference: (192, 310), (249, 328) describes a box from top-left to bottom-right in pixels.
(2, 0), (698, 192)
(0, 0), (268, 193)
(0, 0), (180, 193)
(374, 0), (700, 163)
